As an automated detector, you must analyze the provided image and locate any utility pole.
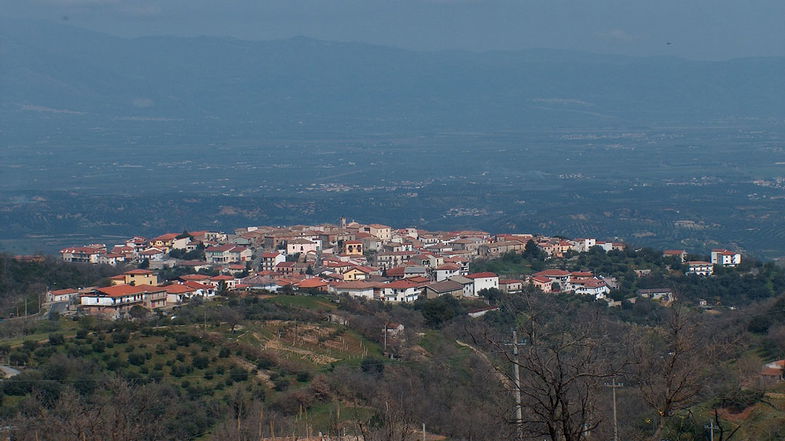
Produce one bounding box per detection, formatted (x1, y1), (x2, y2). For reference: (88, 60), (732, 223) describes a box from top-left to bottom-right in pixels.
(511, 329), (523, 441)
(605, 378), (623, 441)
(422, 423), (426, 441)
(705, 419), (715, 441)
(383, 322), (388, 353)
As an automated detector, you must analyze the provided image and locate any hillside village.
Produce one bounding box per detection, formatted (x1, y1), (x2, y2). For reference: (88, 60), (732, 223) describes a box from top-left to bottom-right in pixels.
(53, 219), (743, 320)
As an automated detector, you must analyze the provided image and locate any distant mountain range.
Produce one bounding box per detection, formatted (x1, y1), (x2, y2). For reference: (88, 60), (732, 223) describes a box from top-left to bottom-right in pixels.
(2, 17), (784, 133)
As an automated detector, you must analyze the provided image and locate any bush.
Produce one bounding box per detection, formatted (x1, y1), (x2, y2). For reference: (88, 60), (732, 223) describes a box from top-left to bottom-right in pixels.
(128, 352), (146, 366)
(92, 341), (106, 353)
(271, 389), (315, 415)
(9, 351), (29, 366)
(192, 356), (209, 370)
(112, 332), (130, 344)
(273, 378), (289, 392)
(48, 334), (65, 346)
(229, 366), (248, 382)
(296, 371), (312, 383)
(361, 357), (384, 376)
(175, 334), (194, 347)
(218, 347), (230, 358)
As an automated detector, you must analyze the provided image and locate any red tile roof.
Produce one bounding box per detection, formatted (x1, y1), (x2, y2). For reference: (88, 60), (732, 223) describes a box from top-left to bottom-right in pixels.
(534, 269), (571, 277)
(164, 284), (195, 294)
(125, 269), (153, 275)
(96, 284), (162, 298)
(297, 278), (328, 288)
(466, 272), (498, 279)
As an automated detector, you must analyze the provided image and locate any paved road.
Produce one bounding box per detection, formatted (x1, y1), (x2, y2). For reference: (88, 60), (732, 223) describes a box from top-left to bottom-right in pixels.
(0, 366), (20, 378)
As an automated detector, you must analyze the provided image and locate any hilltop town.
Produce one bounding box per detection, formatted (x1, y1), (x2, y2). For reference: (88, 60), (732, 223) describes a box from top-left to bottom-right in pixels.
(53, 219), (743, 320)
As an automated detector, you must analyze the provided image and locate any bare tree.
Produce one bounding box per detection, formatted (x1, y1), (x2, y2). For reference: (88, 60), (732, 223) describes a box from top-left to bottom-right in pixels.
(479, 296), (624, 441)
(633, 307), (709, 441)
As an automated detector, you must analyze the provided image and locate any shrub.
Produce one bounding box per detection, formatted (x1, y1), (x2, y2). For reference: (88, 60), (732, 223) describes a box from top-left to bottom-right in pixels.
(271, 389), (315, 415)
(229, 366), (248, 382)
(273, 378), (289, 392)
(112, 332), (130, 344)
(192, 356), (209, 370)
(128, 352), (146, 366)
(9, 351), (29, 366)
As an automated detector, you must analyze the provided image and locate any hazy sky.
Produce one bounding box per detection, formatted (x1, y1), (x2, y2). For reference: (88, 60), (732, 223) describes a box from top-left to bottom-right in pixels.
(4, 0), (785, 59)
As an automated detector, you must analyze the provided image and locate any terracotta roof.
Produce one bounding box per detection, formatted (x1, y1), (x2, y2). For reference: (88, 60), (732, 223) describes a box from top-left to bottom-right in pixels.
(435, 263), (461, 271)
(125, 269), (153, 275)
(297, 278), (328, 288)
(164, 284), (195, 294)
(385, 266), (406, 277)
(500, 279), (523, 285)
(184, 281), (212, 290)
(466, 272), (498, 279)
(534, 269), (571, 277)
(96, 284), (162, 298)
(384, 279), (420, 289)
(152, 233), (179, 242)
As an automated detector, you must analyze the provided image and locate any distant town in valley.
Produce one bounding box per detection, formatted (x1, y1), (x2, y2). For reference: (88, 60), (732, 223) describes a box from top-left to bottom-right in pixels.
(38, 218), (747, 320)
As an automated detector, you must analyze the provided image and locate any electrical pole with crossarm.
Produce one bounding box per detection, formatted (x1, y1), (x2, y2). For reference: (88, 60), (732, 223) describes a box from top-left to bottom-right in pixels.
(605, 378), (623, 441)
(511, 329), (524, 441)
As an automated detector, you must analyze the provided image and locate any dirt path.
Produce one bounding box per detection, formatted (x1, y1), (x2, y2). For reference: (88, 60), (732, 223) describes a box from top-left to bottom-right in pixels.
(455, 339), (514, 388)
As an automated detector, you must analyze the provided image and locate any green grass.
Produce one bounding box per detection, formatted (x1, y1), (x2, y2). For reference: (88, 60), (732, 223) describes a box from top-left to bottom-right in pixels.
(304, 401), (376, 431)
(267, 295), (337, 310)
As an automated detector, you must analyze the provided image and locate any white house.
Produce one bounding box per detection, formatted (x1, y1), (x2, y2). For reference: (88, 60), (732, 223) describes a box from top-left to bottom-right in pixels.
(164, 284), (198, 304)
(330, 281), (377, 300)
(47, 288), (81, 303)
(448, 275), (475, 297)
(434, 263), (461, 281)
(60, 245), (105, 264)
(286, 238), (319, 255)
(570, 238), (597, 253)
(711, 249), (742, 267)
(570, 279), (610, 299)
(205, 245), (253, 264)
(79, 284), (166, 319)
(466, 272), (499, 296)
(687, 261), (714, 276)
(171, 236), (192, 250)
(381, 280), (422, 303)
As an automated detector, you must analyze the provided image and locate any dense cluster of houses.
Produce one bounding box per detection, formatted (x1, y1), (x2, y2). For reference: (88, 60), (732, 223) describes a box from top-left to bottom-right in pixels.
(51, 220), (741, 319)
